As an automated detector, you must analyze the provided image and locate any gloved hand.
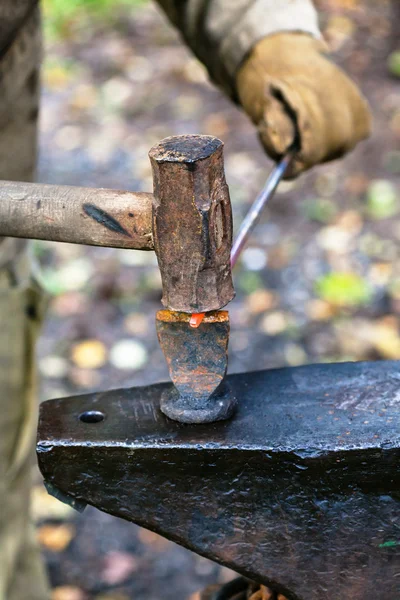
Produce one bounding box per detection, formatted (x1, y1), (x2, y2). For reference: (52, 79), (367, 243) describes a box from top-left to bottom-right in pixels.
(236, 33), (371, 178)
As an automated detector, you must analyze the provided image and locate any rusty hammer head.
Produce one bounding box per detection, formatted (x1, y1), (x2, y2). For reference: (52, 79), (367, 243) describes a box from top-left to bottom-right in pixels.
(149, 135), (234, 314)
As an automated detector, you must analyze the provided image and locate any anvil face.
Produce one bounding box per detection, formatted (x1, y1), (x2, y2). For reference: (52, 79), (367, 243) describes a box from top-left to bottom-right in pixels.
(37, 361), (400, 600)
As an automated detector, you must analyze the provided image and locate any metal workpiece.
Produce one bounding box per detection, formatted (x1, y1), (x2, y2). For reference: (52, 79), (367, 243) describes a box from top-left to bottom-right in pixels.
(37, 360), (400, 600)
(0, 180), (154, 250)
(149, 135), (234, 313)
(156, 310), (233, 423)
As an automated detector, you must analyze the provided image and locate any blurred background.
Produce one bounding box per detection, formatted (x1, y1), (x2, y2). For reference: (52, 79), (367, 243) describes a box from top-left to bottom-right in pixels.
(33, 0), (399, 598)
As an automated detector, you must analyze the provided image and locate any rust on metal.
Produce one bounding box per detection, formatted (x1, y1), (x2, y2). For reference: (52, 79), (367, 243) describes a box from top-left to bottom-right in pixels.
(149, 135), (235, 313)
(156, 309), (234, 423)
(0, 180), (154, 250)
(157, 309), (228, 324)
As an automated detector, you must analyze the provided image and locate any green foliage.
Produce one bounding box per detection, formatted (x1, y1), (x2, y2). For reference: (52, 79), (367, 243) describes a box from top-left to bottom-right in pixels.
(43, 0), (147, 39)
(379, 540), (399, 548)
(237, 271), (264, 295)
(315, 272), (371, 308)
(388, 51), (400, 78)
(366, 179), (398, 220)
(302, 198), (337, 223)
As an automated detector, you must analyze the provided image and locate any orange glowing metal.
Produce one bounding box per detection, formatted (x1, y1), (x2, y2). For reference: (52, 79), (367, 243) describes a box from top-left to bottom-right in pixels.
(189, 313), (205, 328)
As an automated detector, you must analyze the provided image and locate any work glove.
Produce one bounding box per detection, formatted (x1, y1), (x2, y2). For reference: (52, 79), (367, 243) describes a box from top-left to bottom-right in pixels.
(236, 33), (371, 178)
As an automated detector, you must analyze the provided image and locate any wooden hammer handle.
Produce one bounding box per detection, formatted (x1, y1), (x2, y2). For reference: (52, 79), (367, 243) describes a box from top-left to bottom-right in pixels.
(0, 180), (154, 250)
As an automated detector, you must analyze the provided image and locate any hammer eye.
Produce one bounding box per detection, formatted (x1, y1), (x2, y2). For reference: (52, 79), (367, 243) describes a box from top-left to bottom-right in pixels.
(214, 202), (225, 251)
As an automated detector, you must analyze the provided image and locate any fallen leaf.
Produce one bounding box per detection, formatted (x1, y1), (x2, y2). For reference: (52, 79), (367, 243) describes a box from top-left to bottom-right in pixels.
(372, 320), (400, 360)
(335, 317), (400, 360)
(109, 339), (148, 370)
(368, 263), (392, 286)
(71, 340), (107, 369)
(315, 272), (371, 308)
(388, 51), (400, 78)
(335, 210), (363, 234)
(31, 485), (74, 522)
(124, 313), (149, 336)
(43, 64), (71, 90)
(366, 180), (398, 220)
(284, 343), (307, 366)
(37, 524), (75, 552)
(260, 311), (289, 336)
(262, 587), (275, 600)
(317, 226), (353, 254)
(307, 299), (336, 321)
(69, 367), (101, 388)
(249, 585), (273, 600)
(102, 551), (138, 585)
(246, 289), (278, 315)
(52, 586), (87, 600)
(39, 355), (69, 379)
(68, 83), (97, 112)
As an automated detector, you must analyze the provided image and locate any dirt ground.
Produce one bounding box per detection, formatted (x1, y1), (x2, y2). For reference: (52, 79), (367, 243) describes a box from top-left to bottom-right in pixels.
(33, 1), (399, 598)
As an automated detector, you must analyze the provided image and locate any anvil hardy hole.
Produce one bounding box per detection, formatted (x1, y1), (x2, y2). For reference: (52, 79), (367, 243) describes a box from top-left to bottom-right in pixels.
(79, 410), (105, 424)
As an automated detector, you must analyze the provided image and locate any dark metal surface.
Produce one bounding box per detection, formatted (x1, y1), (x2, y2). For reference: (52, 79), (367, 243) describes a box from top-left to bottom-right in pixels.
(37, 360), (400, 600)
(156, 310), (234, 423)
(149, 135), (234, 313)
(0, 180), (154, 249)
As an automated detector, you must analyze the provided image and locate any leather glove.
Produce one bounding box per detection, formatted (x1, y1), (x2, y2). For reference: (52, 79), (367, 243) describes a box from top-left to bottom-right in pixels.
(236, 33), (371, 178)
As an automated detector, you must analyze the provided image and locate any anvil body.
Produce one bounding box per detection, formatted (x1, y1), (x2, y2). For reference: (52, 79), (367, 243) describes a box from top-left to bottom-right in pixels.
(37, 361), (400, 600)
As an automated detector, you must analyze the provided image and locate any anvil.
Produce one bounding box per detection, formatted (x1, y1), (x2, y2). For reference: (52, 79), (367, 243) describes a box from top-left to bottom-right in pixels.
(37, 360), (400, 600)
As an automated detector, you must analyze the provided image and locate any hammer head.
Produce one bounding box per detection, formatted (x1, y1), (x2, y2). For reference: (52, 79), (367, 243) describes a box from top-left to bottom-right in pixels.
(149, 135), (234, 313)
